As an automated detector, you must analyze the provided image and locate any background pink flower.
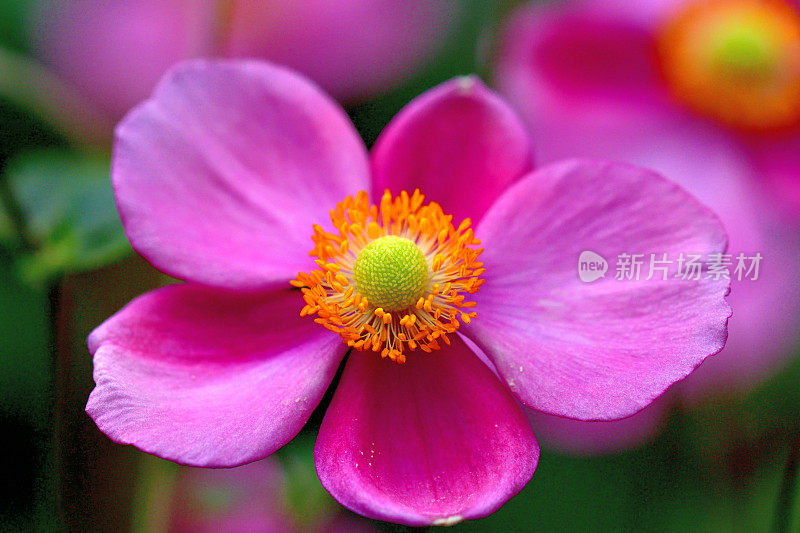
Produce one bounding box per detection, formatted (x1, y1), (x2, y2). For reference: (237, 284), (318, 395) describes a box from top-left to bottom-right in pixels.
(26, 0), (458, 119)
(88, 59), (730, 524)
(168, 459), (294, 532)
(165, 458), (375, 532)
(493, 0), (800, 453)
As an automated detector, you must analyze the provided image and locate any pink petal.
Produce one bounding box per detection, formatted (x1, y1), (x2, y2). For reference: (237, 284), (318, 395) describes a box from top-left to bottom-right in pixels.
(314, 337), (539, 526)
(466, 160), (731, 421)
(113, 59), (370, 290)
(494, 2), (671, 129)
(371, 77), (533, 224)
(86, 285), (345, 467)
(224, 0), (459, 102)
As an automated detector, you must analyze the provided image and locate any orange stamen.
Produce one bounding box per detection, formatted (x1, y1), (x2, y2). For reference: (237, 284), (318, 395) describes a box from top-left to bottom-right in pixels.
(293, 190), (484, 364)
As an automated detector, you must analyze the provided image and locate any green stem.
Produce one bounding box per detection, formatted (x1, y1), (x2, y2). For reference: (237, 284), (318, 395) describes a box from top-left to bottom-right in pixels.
(131, 455), (180, 533)
(0, 46), (113, 149)
(0, 173), (35, 253)
(47, 279), (64, 527)
(772, 433), (800, 533)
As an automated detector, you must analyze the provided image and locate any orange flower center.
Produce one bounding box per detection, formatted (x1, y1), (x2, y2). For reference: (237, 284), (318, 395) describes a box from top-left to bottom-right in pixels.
(292, 190), (484, 364)
(656, 0), (800, 132)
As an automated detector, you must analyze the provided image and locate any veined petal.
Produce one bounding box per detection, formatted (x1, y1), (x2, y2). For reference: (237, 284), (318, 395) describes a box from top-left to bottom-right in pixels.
(86, 285), (345, 467)
(371, 77), (533, 224)
(113, 59), (370, 290)
(314, 336), (538, 526)
(466, 159), (731, 421)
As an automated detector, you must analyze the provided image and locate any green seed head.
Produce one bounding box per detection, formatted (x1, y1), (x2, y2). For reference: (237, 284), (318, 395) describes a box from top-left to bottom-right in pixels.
(711, 21), (777, 78)
(353, 236), (429, 312)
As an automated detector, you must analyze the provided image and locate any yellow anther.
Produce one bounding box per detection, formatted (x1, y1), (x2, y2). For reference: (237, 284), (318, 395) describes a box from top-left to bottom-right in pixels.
(367, 222), (382, 239)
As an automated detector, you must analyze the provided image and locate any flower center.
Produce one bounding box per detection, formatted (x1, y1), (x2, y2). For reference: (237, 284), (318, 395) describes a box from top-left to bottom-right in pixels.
(353, 235), (429, 312)
(656, 0), (800, 131)
(292, 190), (484, 364)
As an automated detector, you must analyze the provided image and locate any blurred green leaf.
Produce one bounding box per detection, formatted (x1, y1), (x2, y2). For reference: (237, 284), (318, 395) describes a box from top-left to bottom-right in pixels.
(0, 100), (67, 165)
(0, 0), (31, 52)
(3, 149), (130, 282)
(0, 200), (11, 241)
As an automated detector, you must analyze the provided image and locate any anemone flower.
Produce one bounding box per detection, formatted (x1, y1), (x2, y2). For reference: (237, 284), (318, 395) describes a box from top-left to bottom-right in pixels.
(27, 0), (456, 119)
(494, 0), (800, 453)
(87, 59), (730, 525)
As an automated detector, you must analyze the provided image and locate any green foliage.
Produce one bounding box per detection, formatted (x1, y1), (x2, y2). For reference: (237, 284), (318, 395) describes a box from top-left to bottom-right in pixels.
(2, 149), (130, 282)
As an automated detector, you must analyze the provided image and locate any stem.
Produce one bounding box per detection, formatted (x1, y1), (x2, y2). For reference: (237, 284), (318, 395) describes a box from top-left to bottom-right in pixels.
(131, 455), (179, 533)
(772, 433), (800, 533)
(0, 47), (113, 149)
(47, 280), (65, 526)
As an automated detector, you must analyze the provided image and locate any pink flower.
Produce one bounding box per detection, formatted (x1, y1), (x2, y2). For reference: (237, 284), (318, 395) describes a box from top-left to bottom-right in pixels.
(27, 0), (456, 118)
(166, 459), (375, 532)
(87, 59), (730, 525)
(494, 0), (800, 452)
(167, 460), (294, 532)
